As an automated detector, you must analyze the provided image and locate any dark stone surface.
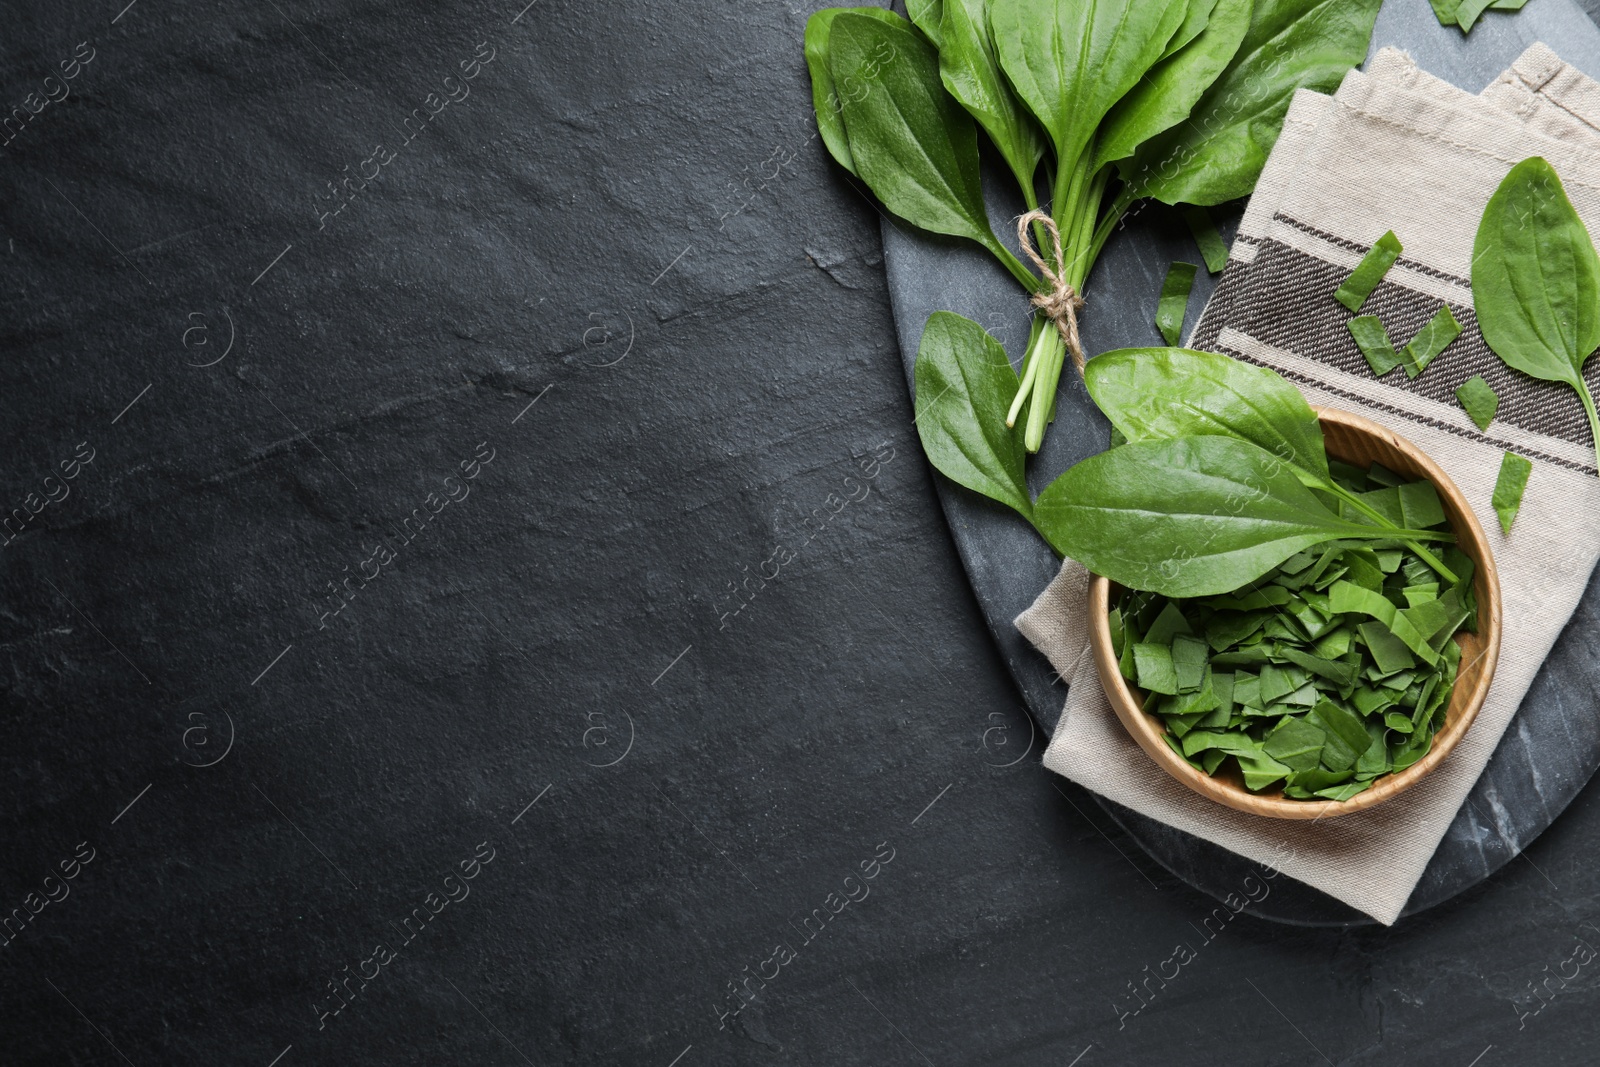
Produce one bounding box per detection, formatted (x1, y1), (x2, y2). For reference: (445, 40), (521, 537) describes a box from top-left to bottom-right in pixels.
(884, 0), (1600, 926)
(5, 1), (1600, 1065)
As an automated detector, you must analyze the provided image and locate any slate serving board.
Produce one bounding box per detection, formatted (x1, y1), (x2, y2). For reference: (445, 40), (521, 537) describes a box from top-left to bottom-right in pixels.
(883, 0), (1600, 925)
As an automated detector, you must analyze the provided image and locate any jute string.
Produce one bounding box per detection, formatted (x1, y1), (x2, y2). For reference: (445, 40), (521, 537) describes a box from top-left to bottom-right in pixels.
(1017, 209), (1086, 374)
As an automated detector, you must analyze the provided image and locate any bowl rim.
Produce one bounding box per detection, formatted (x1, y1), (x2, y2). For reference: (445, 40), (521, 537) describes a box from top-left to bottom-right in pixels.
(1087, 406), (1503, 821)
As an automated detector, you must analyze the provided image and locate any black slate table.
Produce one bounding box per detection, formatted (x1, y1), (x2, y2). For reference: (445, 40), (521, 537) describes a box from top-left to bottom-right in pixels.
(5, 2), (1600, 1065)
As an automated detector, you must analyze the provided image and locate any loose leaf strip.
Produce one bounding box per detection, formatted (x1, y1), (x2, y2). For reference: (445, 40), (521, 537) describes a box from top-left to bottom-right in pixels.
(1492, 451), (1533, 534)
(1400, 305), (1464, 379)
(1083, 348), (1329, 483)
(1157, 262), (1199, 345)
(913, 312), (1033, 521)
(1456, 0), (1496, 30)
(1427, 0), (1462, 23)
(1184, 205), (1231, 273)
(1121, 0), (1384, 207)
(1455, 375), (1500, 431)
(1334, 230), (1403, 313)
(1472, 157), (1600, 469)
(1348, 315), (1402, 377)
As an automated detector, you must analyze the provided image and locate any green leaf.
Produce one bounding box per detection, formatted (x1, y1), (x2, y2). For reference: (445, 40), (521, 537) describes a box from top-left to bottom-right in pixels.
(989, 0), (1186, 176)
(1455, 375), (1500, 431)
(1034, 435), (1433, 597)
(1313, 779), (1372, 802)
(1276, 645), (1358, 688)
(1091, 0), (1252, 170)
(1163, 0), (1221, 60)
(805, 7), (907, 176)
(1121, 0), (1383, 206)
(1263, 717), (1326, 771)
(1358, 620), (1416, 674)
(1184, 205), (1232, 274)
(1134, 642), (1180, 695)
(936, 0), (1046, 195)
(1428, 0), (1462, 23)
(1472, 157), (1600, 466)
(1145, 600), (1193, 645)
(829, 12), (1005, 255)
(1400, 304), (1463, 379)
(1329, 580), (1440, 666)
(1348, 315), (1402, 377)
(1173, 634), (1210, 690)
(1456, 0), (1495, 30)
(1157, 262), (1198, 345)
(1398, 481), (1446, 530)
(905, 0), (944, 45)
(1238, 751), (1293, 791)
(1492, 451), (1533, 534)
(1083, 347), (1330, 483)
(1335, 231), (1403, 313)
(913, 312), (1033, 519)
(1182, 729), (1261, 759)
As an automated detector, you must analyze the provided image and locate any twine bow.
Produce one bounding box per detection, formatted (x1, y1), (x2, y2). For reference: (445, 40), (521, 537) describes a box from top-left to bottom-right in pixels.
(1016, 209), (1086, 374)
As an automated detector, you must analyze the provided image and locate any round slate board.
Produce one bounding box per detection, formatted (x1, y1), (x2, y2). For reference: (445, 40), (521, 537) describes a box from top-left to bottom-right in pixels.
(883, 0), (1600, 925)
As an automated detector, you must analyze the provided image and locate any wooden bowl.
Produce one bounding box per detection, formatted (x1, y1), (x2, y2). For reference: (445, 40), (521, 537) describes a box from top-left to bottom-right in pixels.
(1088, 407), (1502, 820)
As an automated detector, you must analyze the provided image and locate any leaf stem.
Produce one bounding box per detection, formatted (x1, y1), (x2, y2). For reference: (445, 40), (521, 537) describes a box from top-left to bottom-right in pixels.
(1579, 379), (1600, 475)
(1007, 323), (1049, 428)
(1067, 165), (1111, 290)
(1326, 483), (1460, 583)
(991, 239), (1045, 292)
(1023, 327), (1065, 451)
(1087, 185), (1139, 274)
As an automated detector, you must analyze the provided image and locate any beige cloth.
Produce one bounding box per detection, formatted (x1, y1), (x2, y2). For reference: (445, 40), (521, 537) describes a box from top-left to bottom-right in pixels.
(1022, 45), (1600, 925)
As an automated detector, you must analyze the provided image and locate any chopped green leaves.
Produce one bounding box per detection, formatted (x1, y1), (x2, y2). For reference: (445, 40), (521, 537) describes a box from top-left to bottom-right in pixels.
(1400, 304), (1463, 379)
(1157, 262), (1198, 346)
(1455, 375), (1500, 431)
(1349, 315), (1401, 377)
(1472, 157), (1600, 472)
(1492, 451), (1532, 534)
(1110, 450), (1473, 803)
(1335, 230), (1403, 313)
(1184, 206), (1230, 274)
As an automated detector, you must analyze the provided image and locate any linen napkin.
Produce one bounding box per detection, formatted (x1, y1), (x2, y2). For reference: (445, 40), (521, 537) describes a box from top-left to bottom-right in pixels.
(1020, 45), (1600, 925)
